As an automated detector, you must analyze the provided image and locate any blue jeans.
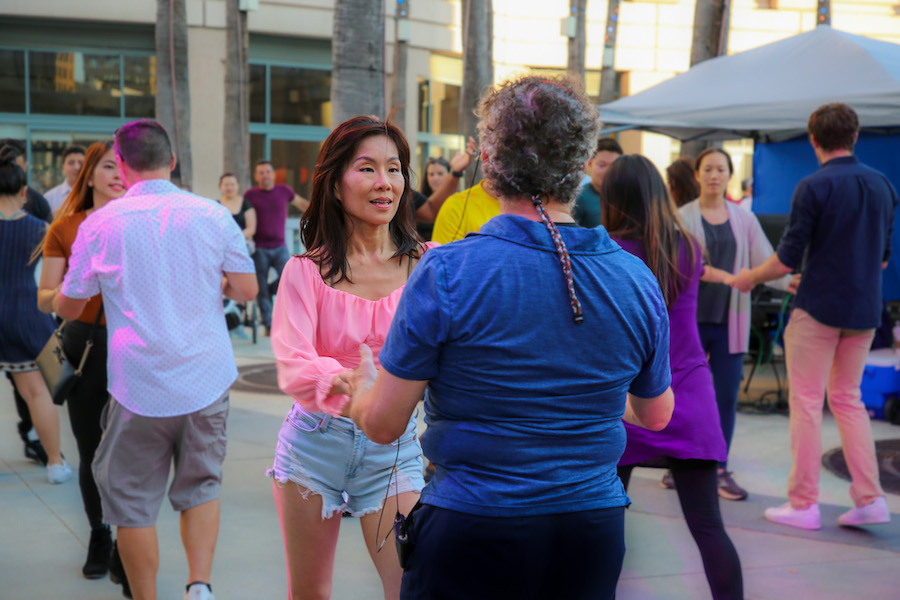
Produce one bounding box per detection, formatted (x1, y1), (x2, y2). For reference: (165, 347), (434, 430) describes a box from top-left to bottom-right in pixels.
(698, 322), (745, 469)
(253, 245), (291, 328)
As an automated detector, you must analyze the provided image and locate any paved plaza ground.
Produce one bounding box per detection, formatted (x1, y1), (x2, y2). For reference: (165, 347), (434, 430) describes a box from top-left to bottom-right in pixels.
(2, 335), (899, 599)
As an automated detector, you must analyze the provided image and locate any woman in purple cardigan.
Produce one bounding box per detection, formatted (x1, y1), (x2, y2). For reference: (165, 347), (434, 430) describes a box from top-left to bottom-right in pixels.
(604, 154), (744, 600)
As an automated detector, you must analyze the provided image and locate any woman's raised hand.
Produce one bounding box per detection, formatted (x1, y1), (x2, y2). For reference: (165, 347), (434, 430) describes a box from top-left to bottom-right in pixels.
(449, 137), (478, 174)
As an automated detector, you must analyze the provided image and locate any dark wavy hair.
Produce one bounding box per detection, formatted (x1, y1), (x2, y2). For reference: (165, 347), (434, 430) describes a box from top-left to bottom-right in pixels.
(603, 154), (698, 308)
(301, 116), (420, 285)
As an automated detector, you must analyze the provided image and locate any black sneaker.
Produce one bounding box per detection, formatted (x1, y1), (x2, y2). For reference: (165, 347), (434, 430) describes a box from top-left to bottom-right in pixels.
(717, 471), (748, 501)
(108, 540), (132, 598)
(83, 527), (112, 579)
(660, 469), (675, 490)
(24, 439), (48, 466)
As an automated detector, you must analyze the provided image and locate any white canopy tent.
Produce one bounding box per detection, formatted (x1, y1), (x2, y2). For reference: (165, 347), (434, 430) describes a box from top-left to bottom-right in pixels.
(598, 26), (900, 142)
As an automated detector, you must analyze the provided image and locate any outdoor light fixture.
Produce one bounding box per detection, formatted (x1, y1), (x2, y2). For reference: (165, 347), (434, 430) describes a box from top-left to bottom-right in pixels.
(395, 0), (411, 42)
(816, 0), (831, 25)
(603, 0), (620, 69)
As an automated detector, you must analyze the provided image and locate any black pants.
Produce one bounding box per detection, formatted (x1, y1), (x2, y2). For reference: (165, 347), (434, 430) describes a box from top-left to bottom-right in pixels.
(62, 321), (109, 531)
(400, 504), (626, 600)
(618, 459), (743, 600)
(5, 372), (33, 441)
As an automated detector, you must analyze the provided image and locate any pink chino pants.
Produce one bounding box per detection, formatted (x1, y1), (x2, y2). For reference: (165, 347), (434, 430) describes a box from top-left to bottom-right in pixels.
(783, 308), (884, 509)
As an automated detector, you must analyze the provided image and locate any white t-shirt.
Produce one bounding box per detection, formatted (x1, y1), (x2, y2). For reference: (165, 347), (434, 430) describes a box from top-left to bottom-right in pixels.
(45, 181), (72, 214)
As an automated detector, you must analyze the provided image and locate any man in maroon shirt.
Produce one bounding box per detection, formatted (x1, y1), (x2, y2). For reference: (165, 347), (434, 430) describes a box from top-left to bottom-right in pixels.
(243, 160), (309, 334)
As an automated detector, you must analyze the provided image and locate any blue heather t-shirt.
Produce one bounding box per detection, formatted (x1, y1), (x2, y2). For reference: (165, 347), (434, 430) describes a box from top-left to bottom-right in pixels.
(379, 215), (671, 517)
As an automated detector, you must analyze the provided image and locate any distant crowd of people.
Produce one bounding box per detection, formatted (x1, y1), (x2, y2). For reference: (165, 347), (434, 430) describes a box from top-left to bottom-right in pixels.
(0, 74), (894, 600)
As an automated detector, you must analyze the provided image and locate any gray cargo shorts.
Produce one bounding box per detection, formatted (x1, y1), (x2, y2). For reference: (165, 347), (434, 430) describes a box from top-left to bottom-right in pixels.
(92, 392), (229, 528)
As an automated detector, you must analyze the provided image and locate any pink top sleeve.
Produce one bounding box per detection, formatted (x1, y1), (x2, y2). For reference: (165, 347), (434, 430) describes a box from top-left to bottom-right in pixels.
(271, 257), (350, 416)
(271, 242), (438, 416)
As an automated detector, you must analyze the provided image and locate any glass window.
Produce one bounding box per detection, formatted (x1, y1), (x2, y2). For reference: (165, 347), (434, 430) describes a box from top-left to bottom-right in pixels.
(269, 66), (331, 126)
(29, 134), (104, 194)
(249, 133), (265, 183)
(269, 139), (322, 206)
(250, 64), (266, 123)
(0, 50), (26, 113)
(417, 79), (430, 132)
(124, 55), (156, 117)
(29, 51), (121, 116)
(433, 82), (460, 135)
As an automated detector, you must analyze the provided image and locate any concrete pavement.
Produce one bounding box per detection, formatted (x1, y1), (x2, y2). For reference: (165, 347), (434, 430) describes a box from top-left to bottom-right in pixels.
(1, 336), (898, 599)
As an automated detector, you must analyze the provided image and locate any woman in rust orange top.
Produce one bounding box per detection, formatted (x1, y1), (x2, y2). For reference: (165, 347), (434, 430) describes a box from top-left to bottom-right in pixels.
(37, 141), (125, 580)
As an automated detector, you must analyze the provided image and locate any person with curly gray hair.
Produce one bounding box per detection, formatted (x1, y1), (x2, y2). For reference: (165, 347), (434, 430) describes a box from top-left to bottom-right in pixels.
(347, 74), (674, 599)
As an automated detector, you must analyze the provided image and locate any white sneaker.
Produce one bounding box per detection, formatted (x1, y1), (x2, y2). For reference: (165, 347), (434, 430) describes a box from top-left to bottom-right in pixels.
(764, 502), (821, 530)
(184, 582), (215, 600)
(838, 497), (891, 527)
(47, 460), (73, 484)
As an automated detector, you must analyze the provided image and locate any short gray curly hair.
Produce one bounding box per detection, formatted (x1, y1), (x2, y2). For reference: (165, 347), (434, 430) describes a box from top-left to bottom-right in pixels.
(477, 74), (599, 205)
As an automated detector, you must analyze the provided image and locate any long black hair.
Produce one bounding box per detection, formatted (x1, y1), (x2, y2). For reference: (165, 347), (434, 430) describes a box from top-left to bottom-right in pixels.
(602, 154), (698, 308)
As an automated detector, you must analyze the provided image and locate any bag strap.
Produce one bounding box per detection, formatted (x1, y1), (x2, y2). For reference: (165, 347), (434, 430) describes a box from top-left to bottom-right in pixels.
(73, 304), (104, 377)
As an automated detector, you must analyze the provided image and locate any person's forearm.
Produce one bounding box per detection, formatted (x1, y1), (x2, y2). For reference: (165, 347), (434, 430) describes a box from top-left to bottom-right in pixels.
(54, 292), (88, 321)
(749, 253), (792, 287)
(292, 195), (310, 213)
(624, 389), (674, 431)
(37, 288), (57, 313)
(700, 266), (733, 285)
(418, 171), (463, 222)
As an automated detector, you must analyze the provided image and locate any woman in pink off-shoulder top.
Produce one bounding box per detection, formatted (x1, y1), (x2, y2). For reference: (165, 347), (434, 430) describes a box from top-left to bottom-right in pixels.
(267, 116), (435, 600)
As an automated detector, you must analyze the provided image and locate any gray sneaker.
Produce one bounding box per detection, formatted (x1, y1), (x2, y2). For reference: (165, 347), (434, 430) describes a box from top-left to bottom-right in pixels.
(717, 471), (748, 501)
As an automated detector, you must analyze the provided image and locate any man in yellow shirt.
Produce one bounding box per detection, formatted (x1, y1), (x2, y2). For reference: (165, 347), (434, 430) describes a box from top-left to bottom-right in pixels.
(431, 180), (500, 244)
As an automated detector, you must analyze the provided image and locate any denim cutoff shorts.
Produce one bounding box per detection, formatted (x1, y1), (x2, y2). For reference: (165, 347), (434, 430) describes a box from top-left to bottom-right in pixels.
(267, 403), (425, 519)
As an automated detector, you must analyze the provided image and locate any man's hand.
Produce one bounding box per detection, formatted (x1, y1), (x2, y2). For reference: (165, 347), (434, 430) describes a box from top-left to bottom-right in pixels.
(291, 194), (310, 213)
(349, 344), (378, 399)
(788, 273), (801, 294)
(731, 268), (757, 293)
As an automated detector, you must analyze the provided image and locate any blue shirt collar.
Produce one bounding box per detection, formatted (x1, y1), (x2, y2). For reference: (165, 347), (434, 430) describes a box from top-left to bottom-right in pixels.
(471, 214), (621, 255)
(821, 155), (859, 169)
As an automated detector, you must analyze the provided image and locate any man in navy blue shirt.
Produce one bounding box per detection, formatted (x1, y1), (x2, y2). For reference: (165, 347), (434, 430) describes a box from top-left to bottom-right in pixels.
(734, 103), (896, 530)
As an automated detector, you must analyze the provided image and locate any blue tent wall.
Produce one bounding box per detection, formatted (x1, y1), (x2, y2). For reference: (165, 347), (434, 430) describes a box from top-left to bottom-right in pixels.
(753, 132), (900, 300)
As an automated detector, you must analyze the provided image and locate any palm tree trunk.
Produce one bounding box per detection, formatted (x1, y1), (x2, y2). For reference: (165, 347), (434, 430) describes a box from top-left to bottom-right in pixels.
(683, 0), (731, 158)
(566, 0), (587, 87)
(597, 0), (620, 105)
(460, 0), (493, 145)
(390, 2), (410, 132)
(223, 0), (250, 191)
(689, 0), (731, 68)
(155, 0), (192, 189)
(331, 0), (386, 126)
